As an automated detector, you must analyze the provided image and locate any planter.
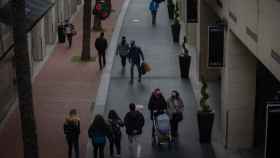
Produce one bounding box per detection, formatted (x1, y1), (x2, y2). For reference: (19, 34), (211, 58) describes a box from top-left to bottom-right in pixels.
(197, 111), (215, 143)
(167, 4), (174, 20)
(178, 53), (191, 78)
(171, 22), (180, 43)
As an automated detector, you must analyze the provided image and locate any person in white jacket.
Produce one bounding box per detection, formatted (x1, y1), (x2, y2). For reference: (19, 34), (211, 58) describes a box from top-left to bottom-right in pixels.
(166, 90), (184, 138)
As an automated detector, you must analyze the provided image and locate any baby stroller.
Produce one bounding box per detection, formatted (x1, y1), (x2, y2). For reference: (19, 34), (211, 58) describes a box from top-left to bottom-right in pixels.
(152, 111), (172, 148)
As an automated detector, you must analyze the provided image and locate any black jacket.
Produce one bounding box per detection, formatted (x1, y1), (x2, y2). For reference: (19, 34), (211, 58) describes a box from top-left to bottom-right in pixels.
(64, 117), (80, 140)
(124, 111), (145, 135)
(95, 37), (108, 52)
(128, 46), (144, 64)
(108, 118), (124, 138)
(148, 94), (167, 112)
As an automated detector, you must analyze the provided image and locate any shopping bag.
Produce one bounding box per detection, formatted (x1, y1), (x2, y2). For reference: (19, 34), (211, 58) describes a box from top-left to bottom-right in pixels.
(143, 62), (151, 73)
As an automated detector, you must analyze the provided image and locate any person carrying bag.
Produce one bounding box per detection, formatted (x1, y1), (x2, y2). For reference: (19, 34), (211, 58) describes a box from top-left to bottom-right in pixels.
(167, 90), (184, 138)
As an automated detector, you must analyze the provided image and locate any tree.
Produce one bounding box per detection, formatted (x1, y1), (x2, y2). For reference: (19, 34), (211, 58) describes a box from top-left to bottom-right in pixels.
(81, 0), (93, 61)
(12, 0), (40, 158)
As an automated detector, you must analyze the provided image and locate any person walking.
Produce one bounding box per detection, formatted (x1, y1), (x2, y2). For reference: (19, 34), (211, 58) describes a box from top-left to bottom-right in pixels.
(107, 110), (124, 157)
(95, 32), (108, 70)
(148, 88), (167, 120)
(88, 114), (112, 158)
(128, 41), (144, 83)
(149, 0), (159, 25)
(166, 90), (184, 139)
(148, 88), (167, 136)
(124, 103), (145, 143)
(63, 109), (80, 158)
(116, 36), (130, 68)
(64, 19), (75, 48)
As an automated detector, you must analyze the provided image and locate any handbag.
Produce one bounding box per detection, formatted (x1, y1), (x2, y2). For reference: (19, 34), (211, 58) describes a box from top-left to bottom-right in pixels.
(173, 111), (183, 122)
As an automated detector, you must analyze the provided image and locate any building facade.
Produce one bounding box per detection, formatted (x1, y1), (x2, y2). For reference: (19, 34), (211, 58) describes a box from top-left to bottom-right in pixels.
(178, 0), (280, 150)
(0, 0), (82, 122)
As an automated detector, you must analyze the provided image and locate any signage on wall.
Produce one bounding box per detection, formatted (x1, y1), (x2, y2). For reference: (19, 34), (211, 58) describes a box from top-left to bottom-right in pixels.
(208, 25), (224, 67)
(265, 103), (280, 158)
(186, 0), (198, 23)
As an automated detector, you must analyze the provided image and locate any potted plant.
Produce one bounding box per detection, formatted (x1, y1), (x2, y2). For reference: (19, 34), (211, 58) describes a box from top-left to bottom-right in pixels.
(167, 0), (175, 20)
(171, 1), (180, 43)
(197, 76), (215, 143)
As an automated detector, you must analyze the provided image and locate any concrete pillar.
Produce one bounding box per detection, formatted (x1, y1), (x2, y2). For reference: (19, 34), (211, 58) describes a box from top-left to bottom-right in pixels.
(221, 30), (257, 149)
(27, 33), (33, 74)
(31, 19), (45, 61)
(44, 8), (56, 45)
(64, 0), (71, 20)
(71, 0), (77, 15)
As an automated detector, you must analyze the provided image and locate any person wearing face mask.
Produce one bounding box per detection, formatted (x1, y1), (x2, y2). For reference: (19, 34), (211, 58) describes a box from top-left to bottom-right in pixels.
(167, 90), (184, 139)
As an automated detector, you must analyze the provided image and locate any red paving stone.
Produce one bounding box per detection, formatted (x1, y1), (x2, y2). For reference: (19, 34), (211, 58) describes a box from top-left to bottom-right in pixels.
(0, 0), (124, 158)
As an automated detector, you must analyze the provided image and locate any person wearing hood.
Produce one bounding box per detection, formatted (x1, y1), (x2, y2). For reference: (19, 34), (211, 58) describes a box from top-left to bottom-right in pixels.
(64, 109), (80, 158)
(124, 103), (145, 143)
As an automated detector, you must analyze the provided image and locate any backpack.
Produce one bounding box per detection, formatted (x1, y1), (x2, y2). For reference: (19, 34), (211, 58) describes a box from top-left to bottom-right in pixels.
(110, 120), (122, 136)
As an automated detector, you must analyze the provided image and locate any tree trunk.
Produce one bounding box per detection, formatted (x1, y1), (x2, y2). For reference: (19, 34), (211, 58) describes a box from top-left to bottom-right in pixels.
(12, 1), (40, 158)
(93, 15), (102, 31)
(81, 0), (92, 61)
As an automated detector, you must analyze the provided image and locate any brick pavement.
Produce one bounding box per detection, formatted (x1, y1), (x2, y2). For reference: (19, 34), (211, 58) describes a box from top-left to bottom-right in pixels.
(0, 0), (124, 158)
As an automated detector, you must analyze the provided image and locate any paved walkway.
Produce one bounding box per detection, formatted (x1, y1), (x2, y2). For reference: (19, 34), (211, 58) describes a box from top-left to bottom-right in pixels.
(0, 1), (124, 158)
(95, 0), (262, 158)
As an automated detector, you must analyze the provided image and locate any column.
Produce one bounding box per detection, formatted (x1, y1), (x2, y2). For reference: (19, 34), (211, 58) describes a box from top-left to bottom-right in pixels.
(221, 30), (257, 149)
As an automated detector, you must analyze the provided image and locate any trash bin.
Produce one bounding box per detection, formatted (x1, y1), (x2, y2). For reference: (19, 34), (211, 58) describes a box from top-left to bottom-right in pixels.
(57, 24), (65, 43)
(179, 53), (191, 78)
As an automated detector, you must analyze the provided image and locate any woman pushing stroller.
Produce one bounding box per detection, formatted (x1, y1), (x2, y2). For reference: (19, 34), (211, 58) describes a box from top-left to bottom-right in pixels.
(148, 88), (168, 137)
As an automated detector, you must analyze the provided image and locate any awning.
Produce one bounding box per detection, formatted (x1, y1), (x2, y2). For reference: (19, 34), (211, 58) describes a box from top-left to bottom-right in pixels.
(0, 0), (54, 32)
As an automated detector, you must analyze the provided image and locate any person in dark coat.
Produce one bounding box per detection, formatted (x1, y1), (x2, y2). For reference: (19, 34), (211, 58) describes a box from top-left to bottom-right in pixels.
(95, 32), (108, 70)
(148, 88), (167, 136)
(124, 103), (145, 143)
(117, 36), (130, 68)
(128, 41), (144, 83)
(64, 109), (80, 158)
(88, 114), (112, 158)
(148, 88), (168, 120)
(107, 110), (124, 157)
